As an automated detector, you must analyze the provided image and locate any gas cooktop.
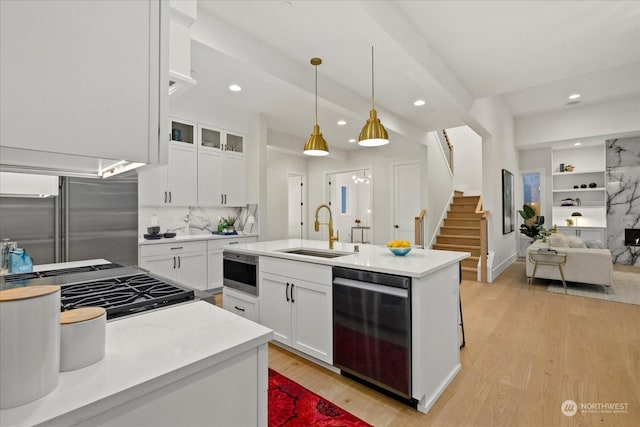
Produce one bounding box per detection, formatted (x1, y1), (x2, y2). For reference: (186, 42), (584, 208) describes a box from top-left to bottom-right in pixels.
(1, 264), (195, 320)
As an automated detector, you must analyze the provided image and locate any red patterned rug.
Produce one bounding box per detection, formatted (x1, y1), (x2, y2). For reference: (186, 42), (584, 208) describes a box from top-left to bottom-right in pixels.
(268, 369), (372, 427)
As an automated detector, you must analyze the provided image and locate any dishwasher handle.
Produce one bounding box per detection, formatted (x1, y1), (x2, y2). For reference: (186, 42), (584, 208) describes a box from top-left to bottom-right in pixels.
(333, 277), (408, 298)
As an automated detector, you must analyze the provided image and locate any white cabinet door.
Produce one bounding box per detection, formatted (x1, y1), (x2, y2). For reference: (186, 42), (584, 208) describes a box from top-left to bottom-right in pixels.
(578, 228), (605, 241)
(138, 165), (169, 206)
(290, 279), (333, 364)
(176, 251), (207, 290)
(207, 249), (224, 290)
(168, 143), (197, 206)
(198, 150), (224, 207)
(259, 274), (292, 344)
(223, 153), (247, 207)
(0, 1), (160, 163)
(139, 254), (176, 282)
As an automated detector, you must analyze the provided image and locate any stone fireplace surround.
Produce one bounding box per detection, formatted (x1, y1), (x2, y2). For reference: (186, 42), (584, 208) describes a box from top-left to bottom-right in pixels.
(606, 137), (640, 266)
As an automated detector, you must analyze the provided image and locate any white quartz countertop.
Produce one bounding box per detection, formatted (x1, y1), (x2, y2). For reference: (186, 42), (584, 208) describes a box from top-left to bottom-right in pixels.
(224, 239), (470, 278)
(0, 301), (273, 427)
(138, 233), (259, 245)
(32, 258), (111, 272)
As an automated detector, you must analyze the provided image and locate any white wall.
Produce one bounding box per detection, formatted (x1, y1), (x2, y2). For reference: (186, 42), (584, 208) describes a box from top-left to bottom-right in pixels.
(470, 96), (519, 279)
(518, 147), (553, 225)
(447, 125), (483, 195)
(515, 96), (640, 147)
(265, 147), (307, 241)
(425, 132), (455, 246)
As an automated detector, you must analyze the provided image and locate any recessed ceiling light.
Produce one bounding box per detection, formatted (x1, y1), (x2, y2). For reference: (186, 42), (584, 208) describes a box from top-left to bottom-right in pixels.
(574, 142), (582, 146)
(568, 93), (581, 100)
(228, 84), (242, 92)
(337, 120), (347, 126)
(413, 99), (426, 106)
(348, 138), (356, 143)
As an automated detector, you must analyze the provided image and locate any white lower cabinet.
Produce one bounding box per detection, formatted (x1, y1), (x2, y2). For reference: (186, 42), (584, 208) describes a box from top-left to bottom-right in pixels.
(259, 258), (332, 364)
(223, 287), (259, 322)
(207, 236), (257, 290)
(139, 241), (207, 290)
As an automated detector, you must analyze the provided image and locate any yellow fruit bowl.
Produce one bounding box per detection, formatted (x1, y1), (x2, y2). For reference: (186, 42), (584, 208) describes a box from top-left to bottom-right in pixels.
(389, 247), (412, 256)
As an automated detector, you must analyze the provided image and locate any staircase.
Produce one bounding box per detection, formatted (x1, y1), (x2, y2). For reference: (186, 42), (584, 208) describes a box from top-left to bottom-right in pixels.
(433, 191), (485, 281)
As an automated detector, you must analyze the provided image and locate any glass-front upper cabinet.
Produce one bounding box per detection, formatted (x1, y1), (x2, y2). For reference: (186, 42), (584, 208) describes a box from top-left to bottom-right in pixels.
(198, 124), (244, 154)
(225, 132), (244, 154)
(170, 118), (195, 145)
(200, 126), (222, 150)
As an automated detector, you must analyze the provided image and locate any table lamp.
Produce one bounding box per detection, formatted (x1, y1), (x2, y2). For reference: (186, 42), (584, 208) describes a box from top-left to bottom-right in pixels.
(571, 212), (582, 226)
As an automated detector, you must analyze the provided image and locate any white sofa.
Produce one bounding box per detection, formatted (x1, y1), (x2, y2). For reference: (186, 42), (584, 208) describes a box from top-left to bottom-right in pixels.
(526, 233), (613, 287)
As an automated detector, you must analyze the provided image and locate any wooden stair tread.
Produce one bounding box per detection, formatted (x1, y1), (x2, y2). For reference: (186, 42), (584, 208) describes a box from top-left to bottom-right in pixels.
(433, 243), (480, 250)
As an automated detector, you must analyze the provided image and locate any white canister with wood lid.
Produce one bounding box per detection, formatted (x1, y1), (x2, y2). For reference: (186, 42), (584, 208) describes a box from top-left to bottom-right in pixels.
(60, 307), (106, 372)
(0, 285), (61, 409)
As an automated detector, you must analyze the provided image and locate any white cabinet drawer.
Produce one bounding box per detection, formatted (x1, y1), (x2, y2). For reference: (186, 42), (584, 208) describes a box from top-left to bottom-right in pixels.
(140, 241), (206, 257)
(259, 257), (331, 285)
(223, 288), (258, 322)
(207, 236), (258, 250)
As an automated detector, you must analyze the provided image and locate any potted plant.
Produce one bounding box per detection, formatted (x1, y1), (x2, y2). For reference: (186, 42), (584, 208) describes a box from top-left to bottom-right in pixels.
(518, 204), (544, 241)
(223, 215), (237, 231)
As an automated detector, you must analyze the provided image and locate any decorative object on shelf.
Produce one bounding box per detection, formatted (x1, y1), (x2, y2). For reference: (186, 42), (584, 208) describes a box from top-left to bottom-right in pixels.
(575, 197), (581, 206)
(358, 46), (389, 147)
(560, 198), (575, 206)
(560, 163), (565, 172)
(502, 169), (515, 234)
(354, 218), (361, 225)
(571, 211), (583, 226)
(589, 182), (597, 188)
(303, 58), (329, 156)
(566, 218), (574, 226)
(573, 185), (579, 188)
(222, 215), (237, 232)
(552, 224), (558, 233)
(565, 164), (575, 172)
(580, 184), (587, 188)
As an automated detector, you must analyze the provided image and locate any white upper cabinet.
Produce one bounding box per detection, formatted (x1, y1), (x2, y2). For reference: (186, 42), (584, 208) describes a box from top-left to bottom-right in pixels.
(138, 118), (197, 206)
(0, 1), (165, 173)
(197, 124), (246, 207)
(0, 173), (58, 198)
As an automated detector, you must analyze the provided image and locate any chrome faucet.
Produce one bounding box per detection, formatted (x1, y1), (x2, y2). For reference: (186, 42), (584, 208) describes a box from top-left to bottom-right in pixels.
(314, 204), (339, 249)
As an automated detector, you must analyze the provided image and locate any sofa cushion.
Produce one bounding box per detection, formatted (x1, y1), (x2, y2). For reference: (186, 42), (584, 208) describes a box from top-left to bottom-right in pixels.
(584, 239), (606, 249)
(566, 235), (587, 248)
(549, 233), (569, 248)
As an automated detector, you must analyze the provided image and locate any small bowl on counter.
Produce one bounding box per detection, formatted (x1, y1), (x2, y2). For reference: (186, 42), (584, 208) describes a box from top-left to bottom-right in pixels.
(388, 247), (412, 256)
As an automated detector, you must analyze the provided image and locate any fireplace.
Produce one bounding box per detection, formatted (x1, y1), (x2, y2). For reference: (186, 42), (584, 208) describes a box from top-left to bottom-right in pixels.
(624, 228), (640, 246)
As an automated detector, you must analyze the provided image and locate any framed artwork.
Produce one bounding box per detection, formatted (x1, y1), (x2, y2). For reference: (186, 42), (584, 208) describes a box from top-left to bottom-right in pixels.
(502, 169), (514, 234)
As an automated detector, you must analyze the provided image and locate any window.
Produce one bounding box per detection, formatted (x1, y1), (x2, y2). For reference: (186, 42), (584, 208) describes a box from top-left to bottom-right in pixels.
(340, 186), (347, 214)
(523, 172), (541, 216)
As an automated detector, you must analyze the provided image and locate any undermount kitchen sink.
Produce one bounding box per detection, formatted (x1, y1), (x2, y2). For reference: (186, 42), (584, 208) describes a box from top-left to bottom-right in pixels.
(278, 248), (352, 258)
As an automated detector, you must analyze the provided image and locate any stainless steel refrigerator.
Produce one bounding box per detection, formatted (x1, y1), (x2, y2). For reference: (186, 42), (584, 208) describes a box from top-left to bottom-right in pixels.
(0, 175), (138, 266)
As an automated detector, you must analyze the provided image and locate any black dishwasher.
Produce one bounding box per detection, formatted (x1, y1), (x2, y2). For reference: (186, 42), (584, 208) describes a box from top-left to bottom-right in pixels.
(333, 267), (413, 401)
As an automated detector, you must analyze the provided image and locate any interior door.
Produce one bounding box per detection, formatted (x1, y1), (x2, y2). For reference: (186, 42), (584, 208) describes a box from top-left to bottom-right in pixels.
(287, 175), (303, 239)
(393, 163), (421, 242)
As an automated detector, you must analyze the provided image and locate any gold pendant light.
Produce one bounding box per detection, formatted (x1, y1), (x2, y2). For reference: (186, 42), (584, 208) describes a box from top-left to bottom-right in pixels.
(358, 46), (389, 147)
(304, 57), (329, 156)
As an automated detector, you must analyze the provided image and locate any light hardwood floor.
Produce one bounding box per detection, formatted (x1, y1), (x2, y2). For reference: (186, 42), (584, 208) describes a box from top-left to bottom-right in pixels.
(219, 261), (640, 426)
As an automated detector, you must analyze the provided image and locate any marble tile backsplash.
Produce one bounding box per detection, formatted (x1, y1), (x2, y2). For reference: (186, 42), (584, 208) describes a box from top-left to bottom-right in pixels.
(138, 205), (258, 238)
(606, 137), (640, 265)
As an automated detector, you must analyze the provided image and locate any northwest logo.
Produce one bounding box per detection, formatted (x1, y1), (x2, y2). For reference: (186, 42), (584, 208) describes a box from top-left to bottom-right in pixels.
(561, 400), (578, 416)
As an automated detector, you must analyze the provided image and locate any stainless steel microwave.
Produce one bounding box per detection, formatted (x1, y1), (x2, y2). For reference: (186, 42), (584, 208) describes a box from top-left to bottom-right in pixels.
(223, 251), (258, 296)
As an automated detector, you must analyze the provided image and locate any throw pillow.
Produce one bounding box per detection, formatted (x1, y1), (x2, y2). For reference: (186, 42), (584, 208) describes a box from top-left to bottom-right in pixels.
(566, 235), (586, 248)
(584, 239), (605, 249)
(548, 233), (569, 248)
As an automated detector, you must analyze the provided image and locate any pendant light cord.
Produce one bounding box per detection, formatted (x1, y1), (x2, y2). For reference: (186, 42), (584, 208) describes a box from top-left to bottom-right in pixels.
(315, 64), (319, 126)
(371, 46), (375, 109)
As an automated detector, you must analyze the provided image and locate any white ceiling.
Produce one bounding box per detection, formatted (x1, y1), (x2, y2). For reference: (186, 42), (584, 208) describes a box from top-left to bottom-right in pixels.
(181, 0), (640, 152)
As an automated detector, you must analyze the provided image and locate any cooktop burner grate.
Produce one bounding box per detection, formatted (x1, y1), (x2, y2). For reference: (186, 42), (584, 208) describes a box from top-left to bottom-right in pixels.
(60, 274), (195, 320)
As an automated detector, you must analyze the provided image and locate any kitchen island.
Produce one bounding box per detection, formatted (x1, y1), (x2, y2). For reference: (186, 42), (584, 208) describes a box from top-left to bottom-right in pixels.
(222, 239), (469, 414)
(0, 260), (272, 427)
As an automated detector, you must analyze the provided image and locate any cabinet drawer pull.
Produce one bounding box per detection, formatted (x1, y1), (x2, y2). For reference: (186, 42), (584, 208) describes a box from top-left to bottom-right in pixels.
(286, 282), (290, 302)
(228, 241), (239, 245)
(177, 256), (181, 268)
(164, 191), (167, 203)
(291, 283), (295, 303)
(169, 191), (172, 203)
(170, 247), (183, 250)
(234, 306), (245, 312)
(173, 256), (176, 269)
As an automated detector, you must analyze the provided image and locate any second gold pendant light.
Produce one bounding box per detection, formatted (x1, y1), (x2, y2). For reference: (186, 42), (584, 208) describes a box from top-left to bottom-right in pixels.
(304, 57), (329, 156)
(359, 46), (389, 147)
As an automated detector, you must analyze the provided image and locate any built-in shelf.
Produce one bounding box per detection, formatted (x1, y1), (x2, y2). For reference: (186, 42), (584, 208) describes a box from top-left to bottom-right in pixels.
(553, 187), (605, 193)
(552, 169), (605, 176)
